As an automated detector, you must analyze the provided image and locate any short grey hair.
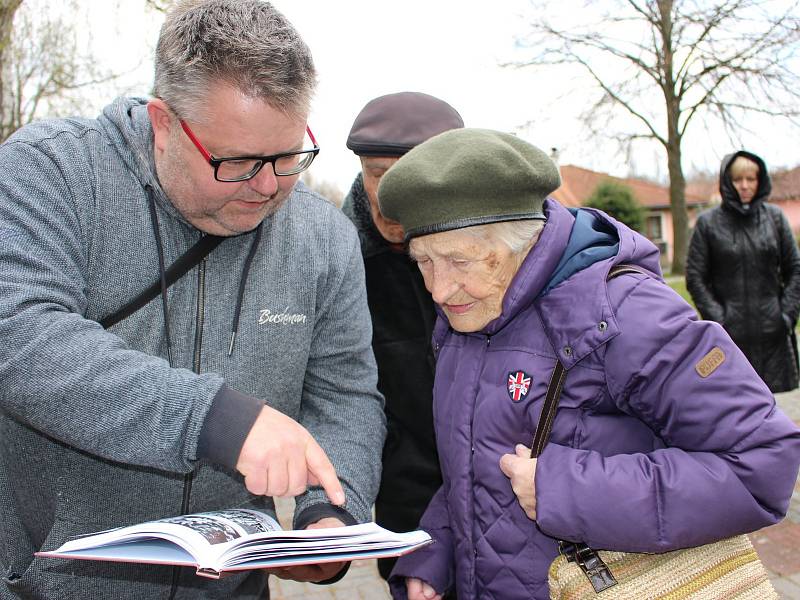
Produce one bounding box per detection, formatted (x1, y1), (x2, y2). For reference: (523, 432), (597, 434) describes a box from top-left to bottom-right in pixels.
(468, 219), (545, 254)
(154, 0), (316, 121)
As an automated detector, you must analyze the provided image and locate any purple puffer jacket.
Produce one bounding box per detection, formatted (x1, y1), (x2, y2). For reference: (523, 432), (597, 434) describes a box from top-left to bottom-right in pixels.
(389, 200), (800, 600)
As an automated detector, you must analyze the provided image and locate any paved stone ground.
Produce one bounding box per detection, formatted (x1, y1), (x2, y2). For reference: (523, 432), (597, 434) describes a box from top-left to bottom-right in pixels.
(270, 389), (800, 599)
(754, 388), (800, 599)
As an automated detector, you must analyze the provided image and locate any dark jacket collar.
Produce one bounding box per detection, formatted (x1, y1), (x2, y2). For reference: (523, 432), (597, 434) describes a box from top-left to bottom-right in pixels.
(341, 172), (397, 259)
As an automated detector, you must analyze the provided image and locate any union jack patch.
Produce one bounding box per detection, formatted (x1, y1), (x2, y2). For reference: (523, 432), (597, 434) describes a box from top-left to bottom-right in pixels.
(507, 371), (532, 402)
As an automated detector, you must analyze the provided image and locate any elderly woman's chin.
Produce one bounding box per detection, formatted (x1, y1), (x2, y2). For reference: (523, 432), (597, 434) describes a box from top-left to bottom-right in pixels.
(442, 302), (498, 333)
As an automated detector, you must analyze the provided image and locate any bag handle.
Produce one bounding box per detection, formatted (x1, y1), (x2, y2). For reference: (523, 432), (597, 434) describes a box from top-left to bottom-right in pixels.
(530, 264), (647, 454)
(530, 360), (566, 458)
(528, 264), (649, 593)
(99, 234), (225, 329)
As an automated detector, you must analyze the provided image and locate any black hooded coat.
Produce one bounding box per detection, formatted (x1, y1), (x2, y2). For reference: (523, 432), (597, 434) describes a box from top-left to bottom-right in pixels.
(686, 151), (800, 392)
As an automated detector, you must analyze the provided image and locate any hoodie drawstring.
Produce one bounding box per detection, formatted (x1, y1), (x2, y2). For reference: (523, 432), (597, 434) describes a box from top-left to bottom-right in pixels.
(228, 222), (263, 356)
(147, 187), (262, 361)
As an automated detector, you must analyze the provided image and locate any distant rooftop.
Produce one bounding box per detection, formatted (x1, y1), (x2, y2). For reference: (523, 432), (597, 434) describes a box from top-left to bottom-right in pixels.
(551, 164), (710, 209)
(772, 166), (800, 202)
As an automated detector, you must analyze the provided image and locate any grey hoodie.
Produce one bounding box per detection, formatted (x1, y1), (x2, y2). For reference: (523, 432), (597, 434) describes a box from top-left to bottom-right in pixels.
(0, 97), (385, 599)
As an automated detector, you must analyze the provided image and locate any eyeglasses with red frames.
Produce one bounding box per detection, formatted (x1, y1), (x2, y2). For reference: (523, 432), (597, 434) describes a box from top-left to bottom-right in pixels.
(179, 120), (320, 182)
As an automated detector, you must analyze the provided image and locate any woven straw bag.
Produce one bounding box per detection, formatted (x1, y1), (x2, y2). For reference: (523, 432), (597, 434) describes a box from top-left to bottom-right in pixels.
(534, 267), (778, 599)
(547, 534), (777, 599)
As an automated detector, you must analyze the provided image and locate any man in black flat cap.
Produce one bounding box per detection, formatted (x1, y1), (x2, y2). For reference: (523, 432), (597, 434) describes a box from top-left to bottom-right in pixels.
(341, 91), (463, 582)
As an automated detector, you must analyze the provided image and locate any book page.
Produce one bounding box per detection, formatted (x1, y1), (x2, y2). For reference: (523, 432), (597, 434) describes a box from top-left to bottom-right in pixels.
(38, 512), (433, 577)
(42, 508), (281, 568)
(158, 509), (282, 544)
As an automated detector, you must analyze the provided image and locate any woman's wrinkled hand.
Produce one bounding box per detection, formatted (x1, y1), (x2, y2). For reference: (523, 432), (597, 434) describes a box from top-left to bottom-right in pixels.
(407, 576), (442, 600)
(499, 443), (538, 520)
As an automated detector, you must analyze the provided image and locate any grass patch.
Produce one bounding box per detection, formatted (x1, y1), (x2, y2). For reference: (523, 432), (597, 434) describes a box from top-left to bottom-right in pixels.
(665, 275), (695, 310)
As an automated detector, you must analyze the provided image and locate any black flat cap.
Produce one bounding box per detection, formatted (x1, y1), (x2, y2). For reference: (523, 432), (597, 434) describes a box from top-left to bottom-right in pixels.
(378, 128), (560, 240)
(346, 92), (464, 157)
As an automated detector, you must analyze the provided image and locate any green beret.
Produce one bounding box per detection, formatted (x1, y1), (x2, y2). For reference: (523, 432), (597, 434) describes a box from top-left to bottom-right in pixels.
(377, 128), (560, 240)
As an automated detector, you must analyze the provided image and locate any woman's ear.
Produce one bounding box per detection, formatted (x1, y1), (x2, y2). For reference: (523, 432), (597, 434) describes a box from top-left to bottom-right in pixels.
(147, 98), (173, 155)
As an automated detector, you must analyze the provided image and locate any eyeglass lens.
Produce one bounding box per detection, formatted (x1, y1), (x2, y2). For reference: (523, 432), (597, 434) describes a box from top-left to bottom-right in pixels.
(216, 151), (316, 181)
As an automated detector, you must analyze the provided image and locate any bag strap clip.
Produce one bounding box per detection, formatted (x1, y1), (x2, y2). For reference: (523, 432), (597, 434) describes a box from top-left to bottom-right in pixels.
(558, 541), (617, 593)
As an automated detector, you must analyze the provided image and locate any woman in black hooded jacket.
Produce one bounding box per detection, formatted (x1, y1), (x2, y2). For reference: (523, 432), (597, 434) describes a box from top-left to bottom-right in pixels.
(687, 150), (800, 392)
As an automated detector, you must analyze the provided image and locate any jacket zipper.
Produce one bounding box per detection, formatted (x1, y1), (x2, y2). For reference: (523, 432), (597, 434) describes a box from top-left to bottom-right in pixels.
(193, 259), (207, 373)
(467, 334), (491, 594)
(168, 258), (206, 599)
(743, 219), (753, 346)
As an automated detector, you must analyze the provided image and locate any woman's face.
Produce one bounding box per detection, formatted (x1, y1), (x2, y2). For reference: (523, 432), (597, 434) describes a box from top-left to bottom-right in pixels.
(409, 228), (528, 332)
(729, 156), (760, 204)
(732, 170), (759, 204)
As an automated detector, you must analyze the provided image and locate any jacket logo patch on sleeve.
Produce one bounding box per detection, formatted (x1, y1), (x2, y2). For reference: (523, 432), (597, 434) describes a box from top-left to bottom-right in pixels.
(507, 371), (532, 402)
(696, 347), (725, 378)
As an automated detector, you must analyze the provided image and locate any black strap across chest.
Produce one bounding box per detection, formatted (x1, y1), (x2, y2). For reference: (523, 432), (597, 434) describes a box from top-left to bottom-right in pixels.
(99, 234), (225, 329)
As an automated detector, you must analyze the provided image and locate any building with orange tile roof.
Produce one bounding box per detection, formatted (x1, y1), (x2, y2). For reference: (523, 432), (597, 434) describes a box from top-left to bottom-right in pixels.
(551, 165), (710, 266)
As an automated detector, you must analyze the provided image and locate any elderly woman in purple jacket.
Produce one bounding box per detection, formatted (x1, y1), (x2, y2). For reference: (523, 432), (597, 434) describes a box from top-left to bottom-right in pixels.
(376, 128), (800, 600)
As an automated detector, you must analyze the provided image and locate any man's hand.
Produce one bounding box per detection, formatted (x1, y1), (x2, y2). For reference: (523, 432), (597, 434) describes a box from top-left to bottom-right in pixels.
(407, 577), (442, 600)
(266, 517), (348, 582)
(499, 443), (538, 520)
(236, 405), (345, 505)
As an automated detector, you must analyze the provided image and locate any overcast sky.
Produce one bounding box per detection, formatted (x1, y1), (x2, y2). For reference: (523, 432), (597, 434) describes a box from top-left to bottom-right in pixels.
(81, 0), (800, 194)
(267, 0), (652, 193)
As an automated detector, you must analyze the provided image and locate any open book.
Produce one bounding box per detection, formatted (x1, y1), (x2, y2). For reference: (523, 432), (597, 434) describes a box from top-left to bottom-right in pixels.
(36, 508), (432, 579)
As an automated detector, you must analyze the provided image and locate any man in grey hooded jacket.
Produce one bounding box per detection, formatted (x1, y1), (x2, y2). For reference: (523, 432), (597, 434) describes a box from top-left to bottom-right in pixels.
(0, 1), (385, 599)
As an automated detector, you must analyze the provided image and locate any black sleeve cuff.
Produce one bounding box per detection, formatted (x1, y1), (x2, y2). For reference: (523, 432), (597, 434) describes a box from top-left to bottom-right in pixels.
(295, 504), (358, 585)
(196, 385), (263, 469)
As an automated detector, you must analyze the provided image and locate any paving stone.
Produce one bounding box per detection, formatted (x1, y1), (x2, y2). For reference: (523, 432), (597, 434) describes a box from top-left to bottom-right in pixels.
(769, 575), (800, 600)
(751, 519), (800, 576)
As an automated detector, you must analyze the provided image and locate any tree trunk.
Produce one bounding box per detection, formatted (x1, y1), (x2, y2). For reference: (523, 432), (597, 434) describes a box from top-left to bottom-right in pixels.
(657, 0), (688, 274)
(666, 140), (688, 274)
(0, 0), (23, 141)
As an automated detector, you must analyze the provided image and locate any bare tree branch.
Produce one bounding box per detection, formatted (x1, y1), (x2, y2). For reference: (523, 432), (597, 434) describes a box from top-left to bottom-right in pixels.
(575, 54), (668, 146)
(143, 0), (173, 11)
(507, 0), (800, 273)
(0, 0), (138, 141)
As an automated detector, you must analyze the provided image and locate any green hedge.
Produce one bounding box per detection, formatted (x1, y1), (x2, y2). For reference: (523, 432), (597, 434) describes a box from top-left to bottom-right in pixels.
(665, 276), (695, 310)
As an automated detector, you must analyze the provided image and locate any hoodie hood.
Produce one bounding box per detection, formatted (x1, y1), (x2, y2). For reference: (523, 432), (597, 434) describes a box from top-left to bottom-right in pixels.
(97, 97), (189, 225)
(540, 207), (619, 295)
(719, 150), (772, 217)
(95, 97), (264, 358)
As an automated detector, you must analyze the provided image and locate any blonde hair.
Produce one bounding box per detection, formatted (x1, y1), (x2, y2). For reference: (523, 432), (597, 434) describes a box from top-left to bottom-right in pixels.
(729, 156), (759, 179)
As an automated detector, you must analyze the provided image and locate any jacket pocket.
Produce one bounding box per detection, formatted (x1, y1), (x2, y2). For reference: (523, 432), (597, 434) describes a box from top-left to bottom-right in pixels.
(5, 514), (172, 598)
(4, 514), (97, 596)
